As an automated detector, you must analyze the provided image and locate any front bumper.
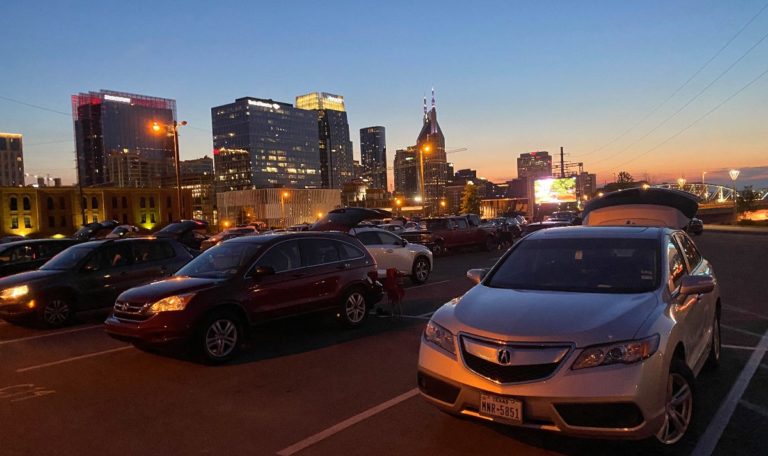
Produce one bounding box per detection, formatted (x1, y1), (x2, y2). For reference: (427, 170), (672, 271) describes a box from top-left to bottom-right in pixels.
(417, 339), (668, 440)
(0, 299), (37, 319)
(104, 311), (195, 346)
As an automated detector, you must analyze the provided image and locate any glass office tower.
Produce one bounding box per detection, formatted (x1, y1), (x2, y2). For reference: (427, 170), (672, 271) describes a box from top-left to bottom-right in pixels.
(360, 126), (387, 190)
(71, 90), (176, 188)
(211, 97), (321, 190)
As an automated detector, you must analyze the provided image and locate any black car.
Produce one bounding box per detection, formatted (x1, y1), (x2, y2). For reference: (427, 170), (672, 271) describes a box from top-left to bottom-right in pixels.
(105, 232), (383, 363)
(0, 237), (193, 327)
(0, 239), (79, 278)
(154, 220), (209, 250)
(72, 220), (120, 241)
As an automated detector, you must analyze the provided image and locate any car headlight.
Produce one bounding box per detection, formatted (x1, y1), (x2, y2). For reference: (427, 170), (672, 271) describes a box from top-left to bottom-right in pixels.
(572, 334), (660, 370)
(0, 285), (29, 301)
(148, 293), (196, 313)
(424, 320), (456, 356)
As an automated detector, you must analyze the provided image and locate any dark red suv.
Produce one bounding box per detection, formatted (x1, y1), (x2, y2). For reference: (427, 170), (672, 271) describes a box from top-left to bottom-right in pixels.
(104, 232), (383, 363)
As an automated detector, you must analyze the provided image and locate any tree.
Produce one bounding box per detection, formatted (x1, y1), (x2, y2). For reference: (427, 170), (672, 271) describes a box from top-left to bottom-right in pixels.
(617, 171), (634, 184)
(737, 185), (757, 214)
(460, 182), (480, 214)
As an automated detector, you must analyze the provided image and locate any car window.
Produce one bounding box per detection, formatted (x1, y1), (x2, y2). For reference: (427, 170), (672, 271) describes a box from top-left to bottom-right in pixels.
(133, 240), (176, 263)
(177, 242), (261, 279)
(300, 239), (340, 266)
(6, 245), (35, 264)
(37, 242), (71, 258)
(426, 220), (448, 231)
(356, 231), (382, 246)
(487, 238), (660, 293)
(253, 240), (301, 273)
(676, 233), (702, 270)
(41, 245), (97, 270)
(454, 219), (468, 229)
(338, 242), (365, 260)
(377, 231), (402, 246)
(83, 243), (134, 271)
(667, 238), (687, 291)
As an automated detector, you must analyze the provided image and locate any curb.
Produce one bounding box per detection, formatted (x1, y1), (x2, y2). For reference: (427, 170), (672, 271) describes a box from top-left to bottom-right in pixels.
(702, 225), (768, 236)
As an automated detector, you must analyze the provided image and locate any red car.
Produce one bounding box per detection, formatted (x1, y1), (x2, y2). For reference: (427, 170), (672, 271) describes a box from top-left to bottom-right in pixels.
(104, 232), (382, 363)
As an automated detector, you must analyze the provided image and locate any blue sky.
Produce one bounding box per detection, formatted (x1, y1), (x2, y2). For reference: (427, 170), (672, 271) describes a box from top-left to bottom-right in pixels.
(1, 0), (767, 187)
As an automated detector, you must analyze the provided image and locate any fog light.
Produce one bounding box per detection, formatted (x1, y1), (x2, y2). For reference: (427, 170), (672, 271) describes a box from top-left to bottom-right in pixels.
(27, 300), (36, 309)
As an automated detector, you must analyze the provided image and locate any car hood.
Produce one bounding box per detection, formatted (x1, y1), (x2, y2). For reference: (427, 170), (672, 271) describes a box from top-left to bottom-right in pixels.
(0, 269), (64, 289)
(117, 276), (223, 302)
(311, 208), (391, 231)
(443, 284), (659, 346)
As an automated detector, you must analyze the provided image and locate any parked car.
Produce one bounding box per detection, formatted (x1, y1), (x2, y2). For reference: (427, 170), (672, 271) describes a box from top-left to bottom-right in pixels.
(418, 187), (719, 447)
(106, 225), (142, 239)
(104, 232), (383, 363)
(686, 217), (704, 236)
(522, 220), (571, 236)
(153, 219), (209, 250)
(377, 223), (405, 235)
(72, 220), (120, 241)
(0, 239), (79, 278)
(0, 238), (193, 327)
(200, 227), (257, 251)
(311, 207), (391, 232)
(350, 227), (433, 284)
(546, 210), (580, 223)
(402, 216), (497, 255)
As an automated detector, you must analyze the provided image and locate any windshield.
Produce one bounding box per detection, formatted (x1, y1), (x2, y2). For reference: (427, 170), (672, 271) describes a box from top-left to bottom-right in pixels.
(487, 238), (660, 293)
(40, 245), (96, 270)
(176, 242), (261, 279)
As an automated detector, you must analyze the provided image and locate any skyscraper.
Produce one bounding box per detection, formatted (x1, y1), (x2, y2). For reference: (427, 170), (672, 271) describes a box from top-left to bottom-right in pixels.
(517, 151), (552, 180)
(72, 90), (176, 188)
(359, 126), (387, 190)
(416, 90), (447, 213)
(295, 92), (354, 189)
(211, 97), (321, 191)
(394, 146), (419, 198)
(0, 133), (24, 187)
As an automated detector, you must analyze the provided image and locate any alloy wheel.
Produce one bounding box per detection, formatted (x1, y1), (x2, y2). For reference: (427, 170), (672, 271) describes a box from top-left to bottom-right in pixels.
(414, 258), (430, 283)
(656, 371), (693, 445)
(43, 299), (70, 326)
(345, 292), (366, 324)
(204, 319), (238, 359)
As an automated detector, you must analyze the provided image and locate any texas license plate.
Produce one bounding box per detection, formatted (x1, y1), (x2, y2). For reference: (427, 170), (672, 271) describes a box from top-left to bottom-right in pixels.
(479, 393), (523, 423)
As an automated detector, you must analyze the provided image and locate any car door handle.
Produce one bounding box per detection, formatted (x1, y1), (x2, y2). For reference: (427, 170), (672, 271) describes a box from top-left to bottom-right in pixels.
(385, 249), (394, 253)
(292, 272), (307, 278)
(337, 263), (351, 270)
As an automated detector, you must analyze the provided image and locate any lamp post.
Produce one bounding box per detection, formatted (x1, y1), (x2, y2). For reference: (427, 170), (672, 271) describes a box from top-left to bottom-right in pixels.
(395, 198), (402, 216)
(439, 199), (446, 215)
(151, 120), (187, 221)
(677, 177), (686, 189)
(729, 169), (740, 221)
(419, 145), (430, 215)
(280, 191), (289, 228)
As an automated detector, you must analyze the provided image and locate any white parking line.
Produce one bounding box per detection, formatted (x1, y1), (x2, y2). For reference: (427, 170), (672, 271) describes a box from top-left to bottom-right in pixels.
(721, 324), (765, 339)
(723, 305), (768, 321)
(692, 327), (768, 456)
(16, 346), (132, 373)
(0, 325), (102, 346)
(407, 279), (450, 290)
(739, 399), (768, 418)
(276, 388), (419, 456)
(723, 344), (768, 352)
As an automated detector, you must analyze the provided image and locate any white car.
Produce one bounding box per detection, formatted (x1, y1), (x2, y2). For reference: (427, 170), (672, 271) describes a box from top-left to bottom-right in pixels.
(351, 227), (433, 284)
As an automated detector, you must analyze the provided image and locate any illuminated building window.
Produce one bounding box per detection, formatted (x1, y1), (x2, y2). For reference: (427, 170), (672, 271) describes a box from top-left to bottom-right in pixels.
(150, 213), (156, 223)
(11, 217), (18, 229)
(24, 217), (32, 228)
(141, 213), (146, 223)
(92, 215), (98, 223)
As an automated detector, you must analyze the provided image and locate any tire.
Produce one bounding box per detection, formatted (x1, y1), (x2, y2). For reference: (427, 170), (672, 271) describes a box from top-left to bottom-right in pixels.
(411, 256), (431, 285)
(197, 310), (243, 364)
(38, 295), (74, 328)
(654, 359), (696, 446)
(338, 289), (369, 328)
(484, 236), (497, 252)
(704, 312), (721, 370)
(431, 242), (445, 257)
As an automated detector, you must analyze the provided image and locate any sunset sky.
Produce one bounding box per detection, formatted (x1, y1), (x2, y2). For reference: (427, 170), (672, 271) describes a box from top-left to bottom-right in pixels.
(1, 0), (766, 188)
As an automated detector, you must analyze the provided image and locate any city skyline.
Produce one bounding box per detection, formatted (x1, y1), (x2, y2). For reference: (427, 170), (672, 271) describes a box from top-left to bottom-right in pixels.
(1, 1), (767, 188)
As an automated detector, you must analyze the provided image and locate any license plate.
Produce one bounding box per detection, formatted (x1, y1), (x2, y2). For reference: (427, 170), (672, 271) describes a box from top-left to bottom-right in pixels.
(479, 393), (523, 423)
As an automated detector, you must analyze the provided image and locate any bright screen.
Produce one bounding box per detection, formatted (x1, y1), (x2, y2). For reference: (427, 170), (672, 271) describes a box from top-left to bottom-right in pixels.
(534, 177), (577, 204)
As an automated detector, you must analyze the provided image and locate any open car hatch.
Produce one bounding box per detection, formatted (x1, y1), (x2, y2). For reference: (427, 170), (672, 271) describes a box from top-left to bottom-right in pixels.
(583, 188), (698, 229)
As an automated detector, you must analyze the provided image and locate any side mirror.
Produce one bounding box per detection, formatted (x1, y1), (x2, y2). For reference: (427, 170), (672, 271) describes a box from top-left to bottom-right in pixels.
(252, 265), (275, 279)
(679, 275), (715, 295)
(400, 238), (408, 247)
(466, 268), (488, 284)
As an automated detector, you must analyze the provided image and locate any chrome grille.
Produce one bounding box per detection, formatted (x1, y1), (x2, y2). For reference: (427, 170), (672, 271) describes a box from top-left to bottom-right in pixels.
(113, 300), (151, 321)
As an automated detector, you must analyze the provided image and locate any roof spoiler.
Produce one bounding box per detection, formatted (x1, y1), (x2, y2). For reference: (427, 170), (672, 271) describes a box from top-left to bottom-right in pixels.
(582, 188), (698, 229)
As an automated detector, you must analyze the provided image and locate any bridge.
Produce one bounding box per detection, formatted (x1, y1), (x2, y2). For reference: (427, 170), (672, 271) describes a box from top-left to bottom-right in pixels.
(652, 182), (768, 222)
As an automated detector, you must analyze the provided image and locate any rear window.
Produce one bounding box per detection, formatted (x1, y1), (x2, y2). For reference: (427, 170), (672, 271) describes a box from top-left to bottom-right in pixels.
(487, 238), (660, 293)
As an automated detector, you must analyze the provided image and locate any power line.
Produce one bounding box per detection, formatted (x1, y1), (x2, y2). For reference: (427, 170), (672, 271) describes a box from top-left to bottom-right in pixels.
(612, 64), (768, 169)
(591, 22), (768, 166)
(574, 0), (768, 159)
(0, 95), (71, 116)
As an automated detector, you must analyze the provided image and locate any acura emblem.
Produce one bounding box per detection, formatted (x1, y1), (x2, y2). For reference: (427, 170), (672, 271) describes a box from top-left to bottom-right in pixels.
(497, 348), (512, 365)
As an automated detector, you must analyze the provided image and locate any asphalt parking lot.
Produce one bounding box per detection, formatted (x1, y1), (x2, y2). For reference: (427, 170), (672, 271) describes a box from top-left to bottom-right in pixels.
(0, 232), (766, 456)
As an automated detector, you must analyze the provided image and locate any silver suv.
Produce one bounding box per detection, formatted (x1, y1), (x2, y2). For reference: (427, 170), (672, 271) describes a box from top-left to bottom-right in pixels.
(417, 188), (720, 446)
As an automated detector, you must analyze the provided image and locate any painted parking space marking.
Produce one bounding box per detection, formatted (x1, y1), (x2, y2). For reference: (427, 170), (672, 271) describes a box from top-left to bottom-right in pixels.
(407, 280), (450, 290)
(692, 327), (768, 456)
(276, 388), (419, 455)
(739, 399), (768, 418)
(724, 305), (768, 321)
(0, 324), (102, 346)
(0, 384), (55, 402)
(15, 346), (132, 373)
(723, 343), (768, 352)
(721, 324), (765, 339)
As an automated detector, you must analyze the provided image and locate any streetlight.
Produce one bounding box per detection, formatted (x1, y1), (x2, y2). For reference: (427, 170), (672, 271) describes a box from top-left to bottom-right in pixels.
(150, 120), (187, 221)
(439, 199), (446, 215)
(729, 169), (740, 220)
(677, 177), (686, 189)
(280, 191), (289, 227)
(395, 198), (402, 216)
(419, 144), (430, 214)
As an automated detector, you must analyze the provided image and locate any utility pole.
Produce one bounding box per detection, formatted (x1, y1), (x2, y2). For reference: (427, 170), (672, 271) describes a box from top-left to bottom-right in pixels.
(560, 146), (565, 179)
